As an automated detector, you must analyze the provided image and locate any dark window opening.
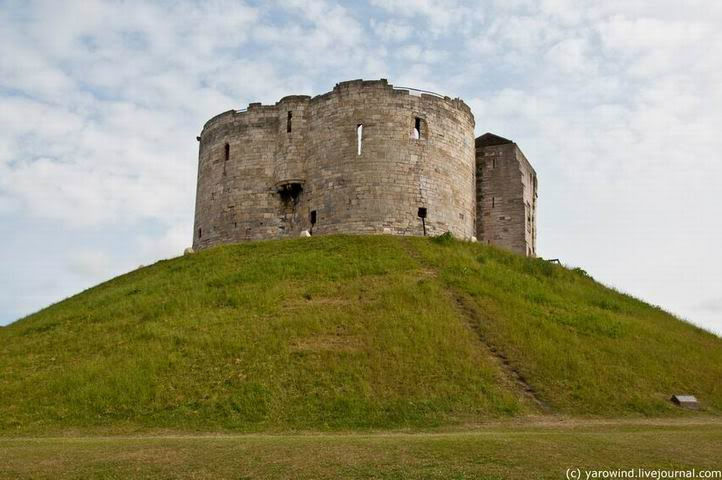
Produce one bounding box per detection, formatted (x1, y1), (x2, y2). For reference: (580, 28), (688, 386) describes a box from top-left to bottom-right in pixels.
(413, 117), (422, 139)
(198, 227), (202, 238)
(287, 111), (292, 133)
(310, 210), (317, 235)
(417, 207), (427, 236)
(492, 157), (496, 168)
(492, 197), (495, 208)
(278, 182), (303, 205)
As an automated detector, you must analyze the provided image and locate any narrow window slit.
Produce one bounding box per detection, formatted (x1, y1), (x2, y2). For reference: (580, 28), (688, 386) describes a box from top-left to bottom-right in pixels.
(287, 111), (292, 133)
(223, 143), (229, 176)
(198, 228), (202, 239)
(357, 124), (363, 155)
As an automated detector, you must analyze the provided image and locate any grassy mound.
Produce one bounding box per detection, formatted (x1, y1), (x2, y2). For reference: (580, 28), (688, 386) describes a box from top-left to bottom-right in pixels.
(1, 235), (720, 433)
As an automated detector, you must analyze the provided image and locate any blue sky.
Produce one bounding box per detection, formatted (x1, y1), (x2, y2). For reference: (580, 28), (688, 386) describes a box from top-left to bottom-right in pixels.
(1, 0), (721, 335)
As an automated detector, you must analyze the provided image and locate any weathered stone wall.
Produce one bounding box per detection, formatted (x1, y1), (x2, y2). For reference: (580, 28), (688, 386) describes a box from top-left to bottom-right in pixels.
(475, 135), (537, 256)
(518, 148), (538, 256)
(193, 104), (281, 248)
(193, 79), (476, 250)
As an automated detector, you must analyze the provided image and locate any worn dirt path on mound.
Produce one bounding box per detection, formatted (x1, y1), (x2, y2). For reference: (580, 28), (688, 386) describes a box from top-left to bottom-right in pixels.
(399, 238), (551, 413)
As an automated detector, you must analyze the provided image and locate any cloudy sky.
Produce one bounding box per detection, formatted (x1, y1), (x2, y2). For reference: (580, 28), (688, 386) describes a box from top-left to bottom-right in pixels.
(1, 0), (721, 335)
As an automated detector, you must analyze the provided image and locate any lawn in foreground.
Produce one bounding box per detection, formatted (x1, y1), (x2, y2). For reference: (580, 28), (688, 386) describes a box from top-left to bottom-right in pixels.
(1, 420), (721, 479)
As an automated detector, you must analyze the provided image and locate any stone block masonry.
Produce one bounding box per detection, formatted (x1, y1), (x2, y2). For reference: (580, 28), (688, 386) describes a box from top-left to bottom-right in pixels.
(475, 133), (537, 256)
(192, 79), (537, 256)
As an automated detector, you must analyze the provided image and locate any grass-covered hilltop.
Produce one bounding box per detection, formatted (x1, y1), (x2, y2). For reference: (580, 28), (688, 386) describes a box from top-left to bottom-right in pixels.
(1, 235), (720, 434)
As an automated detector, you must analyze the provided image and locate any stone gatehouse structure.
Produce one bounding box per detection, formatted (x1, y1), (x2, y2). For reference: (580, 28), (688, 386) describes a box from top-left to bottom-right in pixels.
(192, 79), (537, 256)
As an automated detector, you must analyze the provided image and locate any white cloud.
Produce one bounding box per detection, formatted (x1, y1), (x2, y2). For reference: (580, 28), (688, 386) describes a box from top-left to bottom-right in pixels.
(369, 0), (482, 35)
(395, 45), (447, 63)
(67, 250), (112, 278)
(694, 298), (722, 313)
(544, 37), (596, 75)
(370, 19), (413, 42)
(137, 222), (191, 263)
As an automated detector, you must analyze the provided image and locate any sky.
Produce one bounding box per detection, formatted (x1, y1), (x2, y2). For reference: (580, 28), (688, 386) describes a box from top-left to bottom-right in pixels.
(1, 0), (721, 335)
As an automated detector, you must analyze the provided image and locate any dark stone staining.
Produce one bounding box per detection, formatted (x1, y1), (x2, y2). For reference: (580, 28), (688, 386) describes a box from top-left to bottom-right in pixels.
(278, 182), (303, 206)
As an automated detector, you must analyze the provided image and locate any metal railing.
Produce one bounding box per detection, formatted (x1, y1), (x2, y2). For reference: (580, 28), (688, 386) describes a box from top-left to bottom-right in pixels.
(392, 86), (445, 98)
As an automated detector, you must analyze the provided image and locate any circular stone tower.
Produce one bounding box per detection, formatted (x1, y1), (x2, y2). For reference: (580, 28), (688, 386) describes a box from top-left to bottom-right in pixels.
(192, 79), (476, 250)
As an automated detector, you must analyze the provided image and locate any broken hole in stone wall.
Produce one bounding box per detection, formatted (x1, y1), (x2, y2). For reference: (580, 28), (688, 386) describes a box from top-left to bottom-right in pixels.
(277, 182), (303, 206)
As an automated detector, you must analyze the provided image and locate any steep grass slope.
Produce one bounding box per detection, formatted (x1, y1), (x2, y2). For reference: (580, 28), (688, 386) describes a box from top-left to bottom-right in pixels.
(1, 235), (720, 433)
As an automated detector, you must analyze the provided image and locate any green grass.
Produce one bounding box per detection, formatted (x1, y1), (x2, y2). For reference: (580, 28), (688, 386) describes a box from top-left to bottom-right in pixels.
(1, 235), (720, 435)
(2, 421), (721, 479)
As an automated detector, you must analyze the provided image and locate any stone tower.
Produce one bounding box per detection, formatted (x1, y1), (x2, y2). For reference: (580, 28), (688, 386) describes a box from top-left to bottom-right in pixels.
(192, 79), (538, 256)
(475, 133), (538, 256)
